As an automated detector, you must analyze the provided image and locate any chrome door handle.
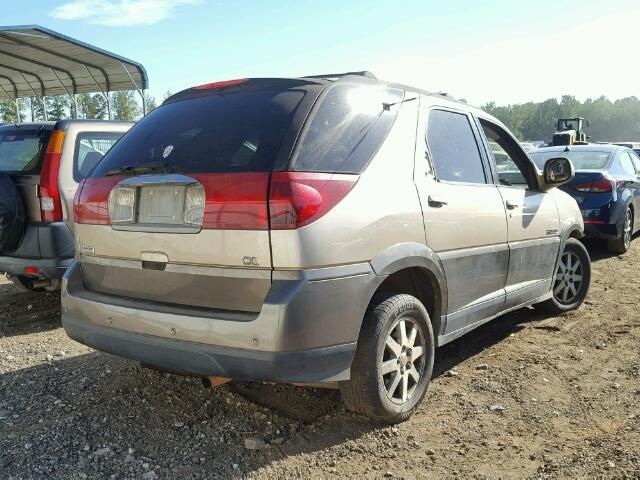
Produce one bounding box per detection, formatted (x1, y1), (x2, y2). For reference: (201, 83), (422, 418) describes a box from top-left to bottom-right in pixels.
(428, 195), (448, 207)
(505, 200), (518, 209)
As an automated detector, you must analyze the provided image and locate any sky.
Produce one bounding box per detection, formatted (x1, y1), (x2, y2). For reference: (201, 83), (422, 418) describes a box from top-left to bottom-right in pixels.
(3, 0), (640, 106)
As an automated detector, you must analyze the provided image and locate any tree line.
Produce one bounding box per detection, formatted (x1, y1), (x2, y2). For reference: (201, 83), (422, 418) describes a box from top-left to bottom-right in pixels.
(0, 90), (166, 123)
(3, 91), (639, 144)
(483, 95), (640, 143)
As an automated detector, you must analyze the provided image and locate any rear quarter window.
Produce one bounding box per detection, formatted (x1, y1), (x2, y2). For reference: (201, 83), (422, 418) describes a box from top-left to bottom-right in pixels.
(290, 84), (403, 173)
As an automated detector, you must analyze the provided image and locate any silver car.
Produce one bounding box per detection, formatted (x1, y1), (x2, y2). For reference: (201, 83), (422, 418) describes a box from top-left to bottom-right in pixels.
(61, 74), (591, 423)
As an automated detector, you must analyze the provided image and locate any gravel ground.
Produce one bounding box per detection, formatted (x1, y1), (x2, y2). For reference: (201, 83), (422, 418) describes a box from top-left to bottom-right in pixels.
(1, 239), (639, 479)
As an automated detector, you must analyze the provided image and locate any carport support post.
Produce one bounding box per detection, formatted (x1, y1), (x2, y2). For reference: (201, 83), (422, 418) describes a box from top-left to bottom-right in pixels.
(106, 92), (112, 120)
(14, 100), (20, 124)
(41, 96), (48, 121)
(121, 63), (146, 117)
(68, 95), (78, 119)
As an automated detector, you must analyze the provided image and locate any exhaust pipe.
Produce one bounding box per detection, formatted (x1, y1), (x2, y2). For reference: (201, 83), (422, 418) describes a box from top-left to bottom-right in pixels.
(201, 376), (232, 388)
(29, 279), (52, 289)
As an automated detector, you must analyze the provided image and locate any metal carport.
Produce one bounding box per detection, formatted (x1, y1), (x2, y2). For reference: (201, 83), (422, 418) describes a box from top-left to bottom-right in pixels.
(0, 24), (148, 121)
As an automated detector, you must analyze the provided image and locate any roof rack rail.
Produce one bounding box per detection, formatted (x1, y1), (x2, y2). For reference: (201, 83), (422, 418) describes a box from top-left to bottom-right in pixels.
(303, 71), (377, 80)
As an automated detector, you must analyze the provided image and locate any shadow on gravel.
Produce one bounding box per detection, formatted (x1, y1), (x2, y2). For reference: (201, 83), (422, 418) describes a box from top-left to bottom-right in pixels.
(0, 283), (61, 338)
(433, 305), (551, 378)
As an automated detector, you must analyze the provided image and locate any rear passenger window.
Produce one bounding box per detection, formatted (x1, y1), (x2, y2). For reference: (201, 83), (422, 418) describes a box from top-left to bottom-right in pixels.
(620, 152), (637, 176)
(291, 84), (403, 173)
(74, 132), (124, 181)
(427, 110), (486, 184)
(630, 151), (640, 172)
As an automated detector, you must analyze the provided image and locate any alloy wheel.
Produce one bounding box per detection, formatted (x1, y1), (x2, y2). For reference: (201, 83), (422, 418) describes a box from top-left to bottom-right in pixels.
(553, 251), (584, 304)
(380, 317), (426, 404)
(623, 209), (633, 250)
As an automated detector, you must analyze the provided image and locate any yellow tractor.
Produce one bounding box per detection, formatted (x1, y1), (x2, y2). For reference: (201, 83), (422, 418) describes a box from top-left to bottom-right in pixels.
(552, 117), (589, 146)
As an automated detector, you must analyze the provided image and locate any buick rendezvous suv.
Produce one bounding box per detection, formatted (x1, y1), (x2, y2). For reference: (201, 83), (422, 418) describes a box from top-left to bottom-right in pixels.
(0, 120), (131, 291)
(62, 73), (591, 423)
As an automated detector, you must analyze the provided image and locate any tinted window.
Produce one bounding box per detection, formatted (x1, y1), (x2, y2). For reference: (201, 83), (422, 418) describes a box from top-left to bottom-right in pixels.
(74, 132), (125, 181)
(530, 150), (612, 170)
(427, 110), (486, 184)
(620, 152), (637, 175)
(291, 84), (403, 173)
(0, 128), (51, 175)
(91, 89), (305, 177)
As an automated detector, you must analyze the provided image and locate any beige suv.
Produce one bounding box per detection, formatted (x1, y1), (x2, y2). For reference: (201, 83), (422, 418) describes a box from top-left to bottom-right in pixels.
(61, 74), (591, 423)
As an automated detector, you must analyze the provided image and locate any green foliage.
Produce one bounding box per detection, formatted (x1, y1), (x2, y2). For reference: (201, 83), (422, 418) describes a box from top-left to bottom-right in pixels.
(0, 99), (25, 123)
(77, 93), (108, 119)
(48, 96), (69, 120)
(483, 95), (640, 143)
(111, 91), (140, 121)
(143, 92), (157, 113)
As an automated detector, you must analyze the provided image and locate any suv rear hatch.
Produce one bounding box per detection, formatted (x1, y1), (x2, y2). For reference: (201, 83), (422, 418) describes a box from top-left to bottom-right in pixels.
(0, 124), (53, 222)
(74, 79), (324, 314)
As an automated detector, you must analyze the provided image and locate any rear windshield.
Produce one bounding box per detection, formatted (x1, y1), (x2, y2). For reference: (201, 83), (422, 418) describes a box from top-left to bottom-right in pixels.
(90, 89), (306, 177)
(530, 150), (612, 170)
(0, 128), (51, 175)
(290, 84), (403, 173)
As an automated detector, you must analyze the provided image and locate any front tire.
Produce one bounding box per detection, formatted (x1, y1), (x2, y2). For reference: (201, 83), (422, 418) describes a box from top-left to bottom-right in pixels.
(340, 293), (434, 424)
(607, 207), (633, 254)
(538, 238), (591, 314)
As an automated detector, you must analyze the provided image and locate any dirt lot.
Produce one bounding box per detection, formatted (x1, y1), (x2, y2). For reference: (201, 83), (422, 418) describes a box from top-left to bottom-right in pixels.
(1, 240), (638, 479)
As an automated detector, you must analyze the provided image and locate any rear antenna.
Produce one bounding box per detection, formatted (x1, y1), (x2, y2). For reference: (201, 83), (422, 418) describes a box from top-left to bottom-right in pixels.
(564, 146), (571, 152)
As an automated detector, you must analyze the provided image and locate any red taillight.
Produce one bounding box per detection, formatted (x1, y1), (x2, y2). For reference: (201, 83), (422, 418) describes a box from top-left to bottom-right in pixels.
(74, 176), (124, 225)
(73, 171), (358, 231)
(192, 173), (270, 230)
(269, 172), (359, 229)
(573, 179), (613, 193)
(39, 130), (65, 222)
(192, 79), (248, 90)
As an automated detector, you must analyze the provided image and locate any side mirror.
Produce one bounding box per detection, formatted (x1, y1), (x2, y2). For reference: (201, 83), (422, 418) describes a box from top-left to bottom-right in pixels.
(541, 157), (574, 190)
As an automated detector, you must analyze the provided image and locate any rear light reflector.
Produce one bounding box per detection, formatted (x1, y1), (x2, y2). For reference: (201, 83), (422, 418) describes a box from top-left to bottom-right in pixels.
(584, 219), (606, 224)
(40, 130), (65, 222)
(269, 172), (359, 229)
(24, 266), (39, 276)
(573, 179), (613, 193)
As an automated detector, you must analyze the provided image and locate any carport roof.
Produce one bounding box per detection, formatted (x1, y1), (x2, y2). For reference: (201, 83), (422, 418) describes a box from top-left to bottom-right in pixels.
(0, 25), (148, 101)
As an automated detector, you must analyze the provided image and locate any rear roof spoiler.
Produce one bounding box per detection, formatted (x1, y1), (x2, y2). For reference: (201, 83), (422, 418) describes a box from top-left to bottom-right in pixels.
(303, 71), (377, 80)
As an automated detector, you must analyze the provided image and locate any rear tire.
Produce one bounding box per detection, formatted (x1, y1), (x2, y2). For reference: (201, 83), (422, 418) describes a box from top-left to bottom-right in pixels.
(340, 293), (434, 424)
(607, 207), (633, 254)
(538, 238), (591, 314)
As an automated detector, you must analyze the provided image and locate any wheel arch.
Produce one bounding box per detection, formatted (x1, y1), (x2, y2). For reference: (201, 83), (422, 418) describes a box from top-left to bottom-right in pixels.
(367, 243), (448, 342)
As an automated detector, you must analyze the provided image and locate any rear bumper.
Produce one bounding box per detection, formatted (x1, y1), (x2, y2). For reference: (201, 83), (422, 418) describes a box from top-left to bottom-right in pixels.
(583, 222), (620, 240)
(0, 222), (75, 279)
(61, 259), (381, 382)
(63, 315), (356, 383)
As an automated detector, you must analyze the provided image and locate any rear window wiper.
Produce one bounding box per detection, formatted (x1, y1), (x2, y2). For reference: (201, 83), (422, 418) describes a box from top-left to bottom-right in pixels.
(104, 164), (176, 176)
